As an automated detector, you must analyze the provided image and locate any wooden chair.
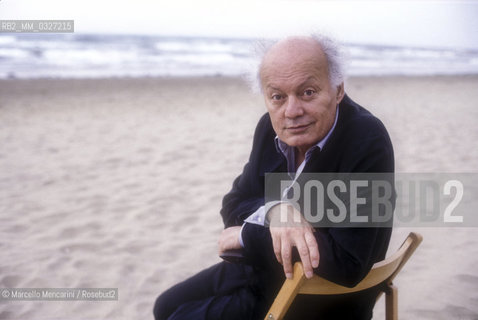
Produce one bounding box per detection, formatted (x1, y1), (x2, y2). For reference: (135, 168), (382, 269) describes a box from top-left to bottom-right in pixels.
(264, 232), (423, 320)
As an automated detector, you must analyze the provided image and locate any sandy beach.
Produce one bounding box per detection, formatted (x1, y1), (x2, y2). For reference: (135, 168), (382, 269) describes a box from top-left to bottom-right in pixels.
(0, 75), (477, 319)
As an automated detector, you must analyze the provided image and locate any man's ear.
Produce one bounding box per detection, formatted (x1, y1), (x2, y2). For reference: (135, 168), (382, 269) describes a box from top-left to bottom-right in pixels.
(335, 82), (345, 104)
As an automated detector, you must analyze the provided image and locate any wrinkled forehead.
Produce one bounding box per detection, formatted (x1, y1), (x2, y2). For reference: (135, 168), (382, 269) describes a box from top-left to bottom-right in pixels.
(259, 38), (329, 88)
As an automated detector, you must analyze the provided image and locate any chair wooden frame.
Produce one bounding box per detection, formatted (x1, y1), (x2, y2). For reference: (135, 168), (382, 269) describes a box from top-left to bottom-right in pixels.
(264, 232), (423, 320)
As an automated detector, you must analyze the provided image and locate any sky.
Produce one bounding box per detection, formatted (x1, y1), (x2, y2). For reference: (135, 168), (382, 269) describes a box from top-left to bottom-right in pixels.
(1, 0), (477, 49)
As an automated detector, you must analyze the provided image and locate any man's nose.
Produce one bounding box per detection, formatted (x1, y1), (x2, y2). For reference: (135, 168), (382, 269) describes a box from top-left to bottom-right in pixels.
(284, 96), (304, 118)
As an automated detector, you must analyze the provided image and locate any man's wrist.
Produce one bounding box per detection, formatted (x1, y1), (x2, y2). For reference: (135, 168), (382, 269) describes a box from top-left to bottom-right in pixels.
(267, 202), (305, 227)
(265, 201), (302, 225)
(264, 201), (285, 226)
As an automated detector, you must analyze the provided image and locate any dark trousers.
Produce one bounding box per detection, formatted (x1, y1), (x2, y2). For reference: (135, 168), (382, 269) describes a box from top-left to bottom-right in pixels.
(153, 261), (376, 320)
(153, 262), (269, 320)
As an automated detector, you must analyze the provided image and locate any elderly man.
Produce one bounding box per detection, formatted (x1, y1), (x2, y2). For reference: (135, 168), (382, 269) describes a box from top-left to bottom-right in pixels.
(154, 35), (394, 320)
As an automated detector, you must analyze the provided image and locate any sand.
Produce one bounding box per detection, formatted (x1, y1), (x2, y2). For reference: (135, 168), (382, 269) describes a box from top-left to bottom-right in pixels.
(0, 75), (477, 319)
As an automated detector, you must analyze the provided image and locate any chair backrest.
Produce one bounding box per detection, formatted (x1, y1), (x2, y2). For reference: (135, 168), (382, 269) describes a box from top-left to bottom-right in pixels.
(264, 232), (423, 320)
(300, 232), (423, 295)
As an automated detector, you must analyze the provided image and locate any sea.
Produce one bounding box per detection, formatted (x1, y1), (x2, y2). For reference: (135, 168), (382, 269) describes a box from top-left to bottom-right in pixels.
(1, 33), (478, 79)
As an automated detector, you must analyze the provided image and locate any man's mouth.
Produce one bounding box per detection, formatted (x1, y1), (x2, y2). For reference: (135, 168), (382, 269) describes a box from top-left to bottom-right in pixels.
(286, 123), (311, 133)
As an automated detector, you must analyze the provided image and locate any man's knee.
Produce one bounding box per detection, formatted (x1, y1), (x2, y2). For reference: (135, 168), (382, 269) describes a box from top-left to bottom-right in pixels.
(153, 291), (173, 320)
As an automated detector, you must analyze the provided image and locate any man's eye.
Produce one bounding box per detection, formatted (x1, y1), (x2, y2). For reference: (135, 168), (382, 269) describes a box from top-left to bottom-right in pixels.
(271, 94), (282, 101)
(304, 89), (316, 96)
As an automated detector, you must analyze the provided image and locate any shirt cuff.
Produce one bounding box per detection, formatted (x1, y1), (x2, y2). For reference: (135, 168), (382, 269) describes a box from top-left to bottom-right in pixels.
(239, 223), (246, 247)
(239, 201), (285, 248)
(244, 205), (266, 226)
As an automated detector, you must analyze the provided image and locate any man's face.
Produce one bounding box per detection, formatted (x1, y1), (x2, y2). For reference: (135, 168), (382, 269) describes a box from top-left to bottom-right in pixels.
(260, 38), (344, 154)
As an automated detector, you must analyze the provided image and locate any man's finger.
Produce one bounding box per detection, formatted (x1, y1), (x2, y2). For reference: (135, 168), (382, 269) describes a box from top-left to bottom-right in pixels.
(271, 231), (282, 265)
(304, 230), (320, 269)
(281, 237), (293, 279)
(296, 238), (314, 279)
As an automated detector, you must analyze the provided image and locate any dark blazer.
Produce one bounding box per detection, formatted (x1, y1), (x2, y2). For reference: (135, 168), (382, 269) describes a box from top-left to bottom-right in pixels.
(220, 94), (395, 319)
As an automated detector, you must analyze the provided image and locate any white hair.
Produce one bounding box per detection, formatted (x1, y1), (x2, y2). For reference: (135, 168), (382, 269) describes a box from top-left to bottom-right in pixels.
(245, 33), (346, 93)
(311, 33), (345, 87)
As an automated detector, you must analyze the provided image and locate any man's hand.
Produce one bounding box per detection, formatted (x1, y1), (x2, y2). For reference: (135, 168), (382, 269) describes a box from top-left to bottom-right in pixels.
(268, 203), (319, 279)
(218, 226), (242, 255)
